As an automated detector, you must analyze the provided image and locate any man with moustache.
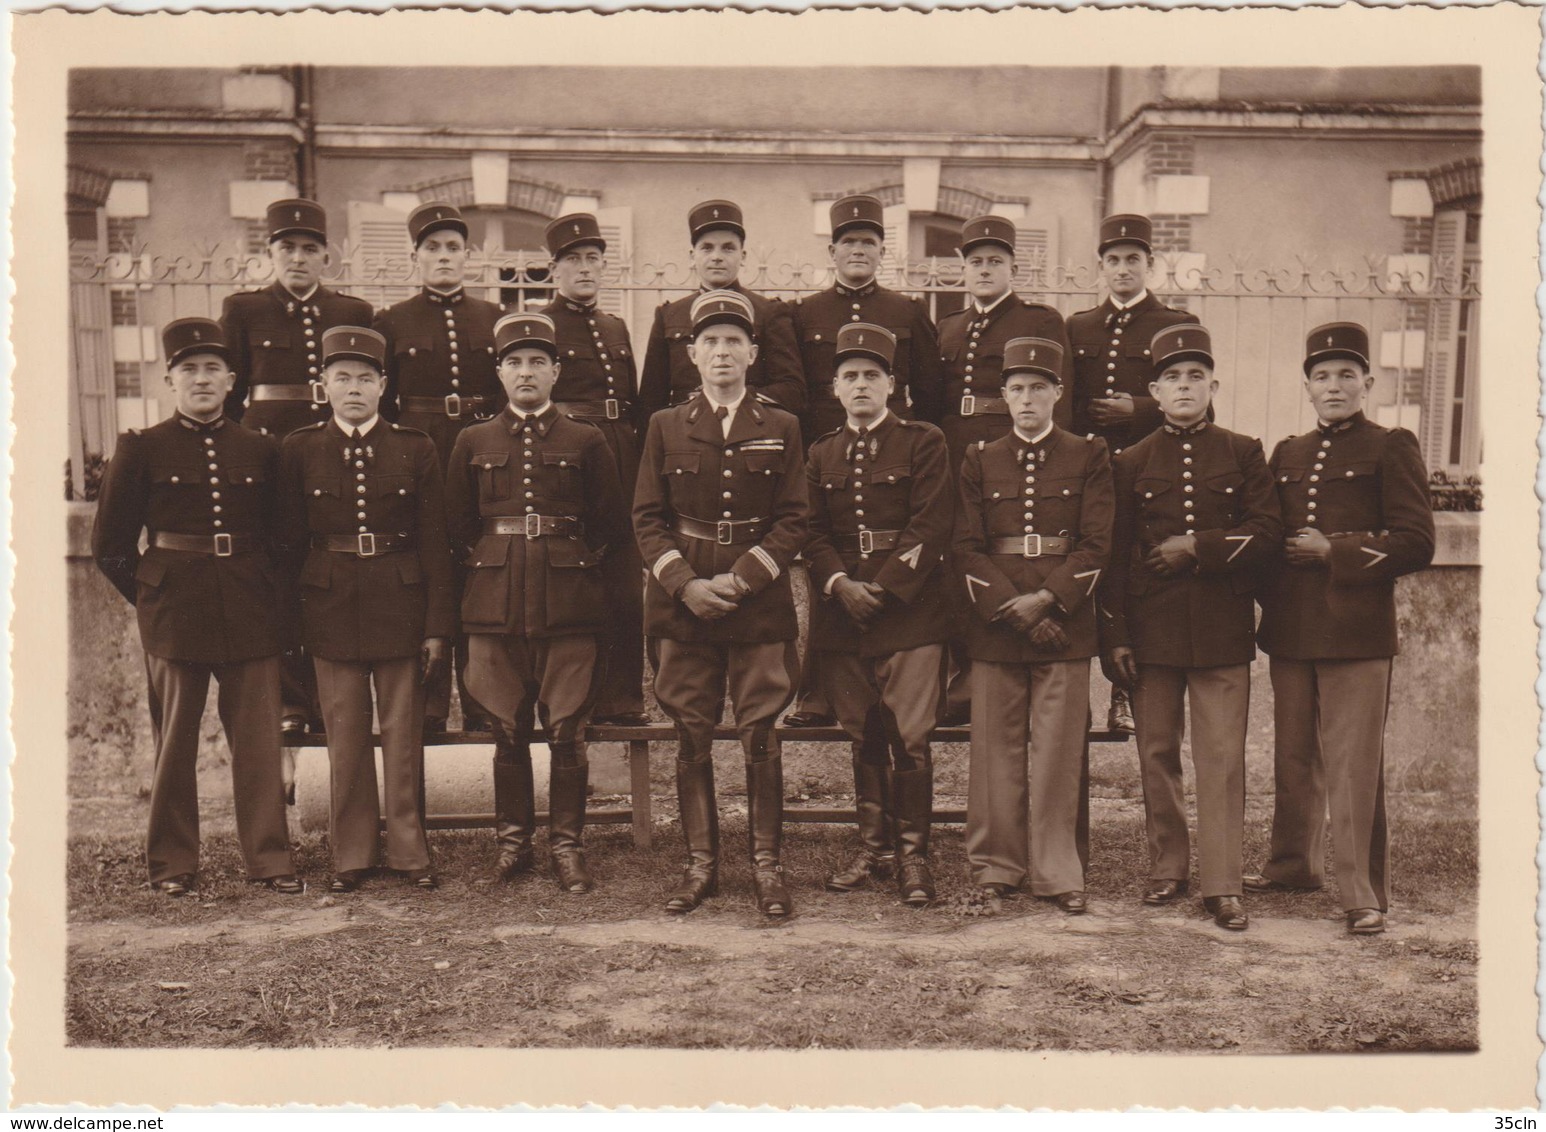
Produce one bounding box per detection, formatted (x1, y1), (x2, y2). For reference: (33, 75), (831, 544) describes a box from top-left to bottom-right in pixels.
(1246, 323), (1434, 936)
(1068, 214), (1200, 736)
(1099, 325), (1280, 931)
(445, 313), (631, 894)
(638, 200), (805, 420)
(277, 326), (454, 893)
(803, 324), (953, 905)
(374, 201), (506, 735)
(538, 213), (649, 726)
(93, 317), (302, 897)
(783, 194), (945, 730)
(953, 337), (1112, 913)
(221, 198), (374, 738)
(634, 291), (810, 917)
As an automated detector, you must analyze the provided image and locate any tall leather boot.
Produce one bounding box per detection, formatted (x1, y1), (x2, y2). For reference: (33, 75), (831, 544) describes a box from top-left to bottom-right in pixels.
(826, 745), (895, 892)
(492, 729), (535, 881)
(665, 743), (719, 913)
(547, 744), (593, 894)
(746, 731), (792, 917)
(893, 764), (936, 907)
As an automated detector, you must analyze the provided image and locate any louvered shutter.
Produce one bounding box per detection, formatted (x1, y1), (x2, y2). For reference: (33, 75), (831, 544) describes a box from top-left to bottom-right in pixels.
(1421, 209), (1466, 471)
(882, 203), (909, 287)
(345, 200), (415, 309)
(1014, 216), (1058, 299)
(594, 205), (638, 346)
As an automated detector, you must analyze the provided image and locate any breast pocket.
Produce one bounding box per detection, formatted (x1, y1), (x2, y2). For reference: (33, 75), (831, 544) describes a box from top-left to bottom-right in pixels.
(461, 535), (509, 625)
(662, 450), (701, 478)
(819, 470), (849, 493)
(396, 336), (434, 364)
(541, 450), (583, 502)
(253, 329), (294, 376)
(373, 473), (416, 503)
(222, 463), (267, 489)
(1206, 470), (1245, 520)
(149, 465), (202, 490)
(1041, 476), (1086, 535)
(471, 451), (511, 502)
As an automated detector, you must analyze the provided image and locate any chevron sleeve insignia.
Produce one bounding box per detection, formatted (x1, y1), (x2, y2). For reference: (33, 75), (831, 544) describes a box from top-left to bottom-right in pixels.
(1073, 568), (1101, 596)
(897, 544), (924, 570)
(965, 574), (990, 603)
(1224, 534), (1253, 562)
(1360, 546), (1389, 568)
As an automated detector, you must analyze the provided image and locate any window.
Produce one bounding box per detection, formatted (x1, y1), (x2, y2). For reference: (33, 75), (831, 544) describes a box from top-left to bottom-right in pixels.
(465, 207), (553, 310)
(909, 213), (965, 261)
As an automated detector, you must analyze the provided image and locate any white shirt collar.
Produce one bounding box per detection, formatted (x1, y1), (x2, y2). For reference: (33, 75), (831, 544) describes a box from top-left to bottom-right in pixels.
(335, 414), (380, 437)
(973, 290), (1013, 317)
(508, 402), (553, 420)
(1012, 421), (1055, 446)
(1111, 290), (1149, 311)
(846, 407), (889, 433)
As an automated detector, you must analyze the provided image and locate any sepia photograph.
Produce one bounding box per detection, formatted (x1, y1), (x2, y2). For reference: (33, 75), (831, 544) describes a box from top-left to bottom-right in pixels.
(11, 3), (1542, 1112)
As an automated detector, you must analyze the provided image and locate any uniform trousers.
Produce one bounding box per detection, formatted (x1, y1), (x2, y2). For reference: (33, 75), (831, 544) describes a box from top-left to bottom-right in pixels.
(1132, 662), (1249, 898)
(653, 639), (799, 761)
(313, 655), (431, 874)
(465, 633), (600, 755)
(142, 653), (292, 883)
(1263, 656), (1392, 912)
(824, 644), (946, 770)
(966, 658), (1090, 894)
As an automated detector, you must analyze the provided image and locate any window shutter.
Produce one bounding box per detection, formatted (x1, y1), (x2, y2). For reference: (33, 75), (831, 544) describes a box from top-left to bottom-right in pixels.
(345, 200), (416, 309)
(1014, 216), (1058, 299)
(882, 204), (909, 286)
(1421, 208), (1466, 471)
(594, 205), (638, 348)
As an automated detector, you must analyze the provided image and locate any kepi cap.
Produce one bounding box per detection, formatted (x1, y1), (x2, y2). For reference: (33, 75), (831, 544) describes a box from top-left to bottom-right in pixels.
(494, 312), (559, 360)
(267, 198), (327, 243)
(830, 195), (885, 240)
(690, 289), (756, 337)
(1002, 337), (1064, 382)
(688, 199), (746, 243)
(1151, 324), (1214, 372)
(546, 213), (607, 259)
(408, 201), (468, 247)
(163, 317), (232, 368)
(834, 323), (896, 371)
(1303, 322), (1371, 374)
(1098, 214), (1153, 255)
(960, 215), (1016, 256)
(322, 326), (387, 372)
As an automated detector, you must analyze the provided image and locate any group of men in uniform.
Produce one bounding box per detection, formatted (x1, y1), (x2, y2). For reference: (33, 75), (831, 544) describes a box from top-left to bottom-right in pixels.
(92, 194), (1435, 936)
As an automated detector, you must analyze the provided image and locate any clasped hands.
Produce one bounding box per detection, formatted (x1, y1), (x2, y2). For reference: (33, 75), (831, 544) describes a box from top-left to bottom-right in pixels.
(832, 576), (887, 627)
(991, 588), (1069, 651)
(681, 573), (751, 620)
(1283, 527), (1331, 567)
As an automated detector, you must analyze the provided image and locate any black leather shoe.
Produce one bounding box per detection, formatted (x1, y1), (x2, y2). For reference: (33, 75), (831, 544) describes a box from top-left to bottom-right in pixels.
(782, 710), (836, 729)
(979, 882), (1017, 899)
(665, 866), (717, 913)
(1142, 879), (1189, 905)
(825, 853), (893, 893)
(1054, 890), (1088, 914)
(1204, 895), (1249, 930)
(405, 869), (438, 891)
(1242, 872), (1317, 894)
(330, 869), (366, 893)
(592, 711), (652, 727)
(898, 861), (935, 907)
(1347, 908), (1386, 935)
(254, 874), (305, 895)
(280, 714), (308, 739)
(551, 849), (594, 894)
(497, 846), (534, 881)
(1106, 690), (1134, 734)
(284, 783), (297, 807)
(154, 874), (195, 897)
(753, 866), (792, 917)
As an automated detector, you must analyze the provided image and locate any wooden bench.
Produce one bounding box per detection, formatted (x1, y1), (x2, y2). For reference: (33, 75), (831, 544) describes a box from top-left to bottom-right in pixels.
(287, 724), (1132, 848)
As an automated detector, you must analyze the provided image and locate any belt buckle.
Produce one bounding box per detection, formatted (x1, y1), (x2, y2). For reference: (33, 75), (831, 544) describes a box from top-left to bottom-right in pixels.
(444, 393), (463, 419)
(961, 394), (976, 417)
(524, 513), (543, 539)
(604, 398), (620, 420)
(213, 532), (233, 557)
(356, 532), (378, 558)
(310, 381), (328, 405)
(716, 520), (734, 546)
(858, 529), (874, 555)
(1022, 533), (1043, 558)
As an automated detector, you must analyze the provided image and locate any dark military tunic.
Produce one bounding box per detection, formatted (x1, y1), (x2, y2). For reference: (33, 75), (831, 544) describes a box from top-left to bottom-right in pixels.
(445, 406), (630, 638)
(93, 414), (287, 664)
(277, 419), (455, 661)
(638, 282), (806, 420)
(804, 412), (953, 658)
(540, 295), (641, 488)
(1100, 421), (1282, 668)
(634, 394), (810, 644)
(1258, 412), (1435, 659)
(221, 283), (375, 436)
(1067, 294), (1199, 454)
(952, 426), (1113, 663)
(936, 293), (1073, 472)
(374, 288), (506, 467)
(792, 281), (945, 439)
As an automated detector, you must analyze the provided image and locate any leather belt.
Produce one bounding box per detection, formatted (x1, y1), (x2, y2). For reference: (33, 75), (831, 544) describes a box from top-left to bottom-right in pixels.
(673, 515), (767, 545)
(252, 383), (326, 405)
(834, 529), (901, 554)
(400, 394), (491, 419)
(483, 515), (584, 539)
(987, 535), (1074, 557)
(955, 395), (1009, 417)
(151, 531), (262, 557)
(556, 399), (630, 421)
(311, 533), (415, 557)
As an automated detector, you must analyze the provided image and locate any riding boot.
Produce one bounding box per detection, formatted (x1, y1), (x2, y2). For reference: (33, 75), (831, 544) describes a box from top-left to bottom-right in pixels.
(746, 731), (791, 917)
(492, 730), (535, 880)
(547, 745), (593, 894)
(665, 742), (719, 913)
(826, 744), (895, 892)
(893, 765), (936, 906)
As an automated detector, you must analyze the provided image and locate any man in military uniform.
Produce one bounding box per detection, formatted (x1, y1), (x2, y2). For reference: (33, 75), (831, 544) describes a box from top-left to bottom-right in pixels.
(277, 326), (455, 893)
(374, 201), (507, 734)
(638, 200), (805, 420)
(221, 198), (375, 737)
(803, 324), (953, 906)
(1068, 213), (1200, 735)
(634, 290), (810, 917)
(445, 313), (631, 894)
(1099, 325), (1281, 931)
(1246, 323), (1435, 936)
(783, 194), (945, 729)
(953, 338), (1112, 913)
(93, 317), (301, 896)
(539, 213), (648, 726)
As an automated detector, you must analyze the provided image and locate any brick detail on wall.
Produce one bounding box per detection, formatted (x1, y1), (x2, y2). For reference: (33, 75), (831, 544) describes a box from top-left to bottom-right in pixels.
(1149, 215), (1193, 253)
(243, 220), (270, 259)
(243, 141), (297, 185)
(109, 286), (138, 327)
(69, 165), (114, 207)
(1144, 134), (1195, 178)
(113, 362), (142, 399)
(1401, 217), (1434, 255)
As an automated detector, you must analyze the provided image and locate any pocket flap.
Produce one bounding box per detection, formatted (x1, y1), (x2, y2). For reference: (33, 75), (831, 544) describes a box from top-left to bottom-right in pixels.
(149, 466), (199, 486)
(1340, 461), (1379, 479)
(223, 463), (267, 486)
(1276, 468), (1306, 484)
(1046, 477), (1086, 499)
(663, 451), (700, 476)
(396, 335), (434, 358)
(1135, 477), (1172, 499)
(871, 463), (913, 485)
(744, 451), (782, 474)
(1206, 471), (1244, 495)
(305, 475), (342, 498)
(472, 452), (510, 470)
(541, 450), (581, 469)
(821, 471), (849, 490)
(257, 329), (292, 349)
(374, 473), (415, 499)
(466, 535), (509, 568)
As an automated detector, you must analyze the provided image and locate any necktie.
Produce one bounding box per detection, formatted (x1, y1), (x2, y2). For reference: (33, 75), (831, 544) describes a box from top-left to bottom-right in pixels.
(715, 404), (729, 438)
